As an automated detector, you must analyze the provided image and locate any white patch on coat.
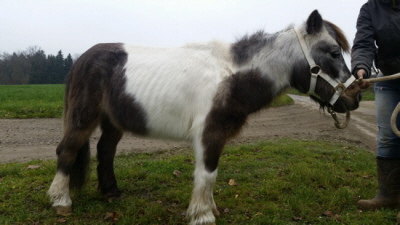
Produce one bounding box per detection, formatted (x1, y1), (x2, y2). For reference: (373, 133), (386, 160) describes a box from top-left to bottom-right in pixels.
(123, 41), (235, 141)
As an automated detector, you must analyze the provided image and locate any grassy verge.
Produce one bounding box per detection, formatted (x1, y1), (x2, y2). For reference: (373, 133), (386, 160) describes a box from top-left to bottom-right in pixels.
(0, 84), (293, 119)
(0, 84), (64, 118)
(287, 87), (375, 101)
(0, 139), (396, 224)
(361, 85), (375, 101)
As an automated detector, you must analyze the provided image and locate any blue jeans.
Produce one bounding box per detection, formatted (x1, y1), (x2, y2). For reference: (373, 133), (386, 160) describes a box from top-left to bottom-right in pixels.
(375, 74), (400, 158)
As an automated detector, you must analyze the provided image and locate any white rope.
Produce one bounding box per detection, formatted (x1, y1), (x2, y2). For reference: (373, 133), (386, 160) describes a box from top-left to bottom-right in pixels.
(361, 73), (400, 83)
(362, 73), (400, 136)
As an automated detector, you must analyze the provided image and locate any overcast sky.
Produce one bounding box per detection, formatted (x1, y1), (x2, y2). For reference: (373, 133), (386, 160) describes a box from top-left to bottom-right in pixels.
(1, 0), (366, 60)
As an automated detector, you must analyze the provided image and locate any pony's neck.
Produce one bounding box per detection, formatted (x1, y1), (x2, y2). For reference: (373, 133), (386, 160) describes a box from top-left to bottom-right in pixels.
(231, 29), (305, 96)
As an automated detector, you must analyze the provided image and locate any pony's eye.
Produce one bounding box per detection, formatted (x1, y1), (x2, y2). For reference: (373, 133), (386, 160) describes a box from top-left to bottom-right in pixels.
(330, 51), (340, 59)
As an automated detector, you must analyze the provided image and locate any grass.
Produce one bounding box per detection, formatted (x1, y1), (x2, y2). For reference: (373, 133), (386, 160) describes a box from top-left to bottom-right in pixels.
(0, 139), (397, 225)
(361, 85), (375, 101)
(0, 84), (64, 118)
(0, 81), (374, 119)
(0, 84), (293, 119)
(287, 87), (375, 101)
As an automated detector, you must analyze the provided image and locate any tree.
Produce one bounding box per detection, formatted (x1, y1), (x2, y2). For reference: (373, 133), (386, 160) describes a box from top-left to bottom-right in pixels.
(54, 50), (65, 83)
(0, 47), (74, 84)
(4, 53), (31, 84)
(64, 53), (73, 79)
(0, 53), (12, 84)
(27, 48), (47, 84)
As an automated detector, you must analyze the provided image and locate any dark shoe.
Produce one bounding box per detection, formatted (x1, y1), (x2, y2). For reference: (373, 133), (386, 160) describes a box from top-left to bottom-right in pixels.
(358, 158), (400, 210)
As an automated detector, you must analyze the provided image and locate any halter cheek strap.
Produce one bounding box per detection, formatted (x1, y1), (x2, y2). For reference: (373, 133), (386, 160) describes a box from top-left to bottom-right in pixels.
(294, 29), (355, 106)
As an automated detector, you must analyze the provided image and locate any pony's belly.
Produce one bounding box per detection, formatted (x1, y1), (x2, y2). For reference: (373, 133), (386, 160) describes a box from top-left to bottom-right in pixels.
(145, 116), (194, 141)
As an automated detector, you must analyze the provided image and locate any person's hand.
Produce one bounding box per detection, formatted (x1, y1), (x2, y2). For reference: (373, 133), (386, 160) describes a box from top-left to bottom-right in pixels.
(356, 69), (370, 89)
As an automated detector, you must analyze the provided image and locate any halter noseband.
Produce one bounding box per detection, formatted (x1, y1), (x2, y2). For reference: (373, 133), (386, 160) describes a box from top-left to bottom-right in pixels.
(294, 29), (355, 106)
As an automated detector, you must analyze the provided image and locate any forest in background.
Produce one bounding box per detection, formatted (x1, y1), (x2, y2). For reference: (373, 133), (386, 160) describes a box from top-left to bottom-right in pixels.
(0, 46), (75, 85)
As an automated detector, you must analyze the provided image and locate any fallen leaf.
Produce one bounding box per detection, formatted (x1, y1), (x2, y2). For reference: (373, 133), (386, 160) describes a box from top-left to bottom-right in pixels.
(57, 218), (68, 223)
(173, 170), (182, 177)
(104, 212), (119, 222)
(362, 175), (373, 179)
(323, 211), (334, 217)
(228, 179), (238, 186)
(235, 194), (239, 199)
(292, 216), (302, 221)
(322, 211), (342, 222)
(0, 177), (3, 182)
(27, 165), (41, 170)
(104, 212), (113, 220)
(333, 214), (343, 222)
(253, 212), (263, 217)
(223, 208), (230, 214)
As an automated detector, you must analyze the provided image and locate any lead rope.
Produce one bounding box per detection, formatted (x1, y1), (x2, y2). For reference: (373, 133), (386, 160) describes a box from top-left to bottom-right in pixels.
(360, 72), (400, 136)
(328, 107), (351, 129)
(328, 72), (400, 130)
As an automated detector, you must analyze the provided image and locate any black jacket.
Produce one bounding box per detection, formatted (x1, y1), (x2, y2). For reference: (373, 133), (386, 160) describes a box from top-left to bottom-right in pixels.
(351, 0), (400, 77)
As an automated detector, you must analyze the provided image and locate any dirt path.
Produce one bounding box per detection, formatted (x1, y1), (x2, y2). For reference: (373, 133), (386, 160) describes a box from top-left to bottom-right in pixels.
(0, 96), (377, 163)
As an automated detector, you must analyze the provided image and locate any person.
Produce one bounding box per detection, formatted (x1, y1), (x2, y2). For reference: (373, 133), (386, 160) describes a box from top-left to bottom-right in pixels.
(351, 0), (400, 210)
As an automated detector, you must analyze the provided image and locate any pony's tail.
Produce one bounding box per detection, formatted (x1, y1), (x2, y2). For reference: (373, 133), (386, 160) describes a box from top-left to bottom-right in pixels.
(69, 141), (91, 189)
(62, 70), (91, 190)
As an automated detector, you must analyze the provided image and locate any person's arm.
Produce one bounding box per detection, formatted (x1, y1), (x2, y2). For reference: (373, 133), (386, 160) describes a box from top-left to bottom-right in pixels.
(351, 2), (376, 79)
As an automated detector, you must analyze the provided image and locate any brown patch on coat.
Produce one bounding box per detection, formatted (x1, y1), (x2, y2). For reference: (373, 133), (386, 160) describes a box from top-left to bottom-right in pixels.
(56, 43), (148, 189)
(202, 69), (280, 172)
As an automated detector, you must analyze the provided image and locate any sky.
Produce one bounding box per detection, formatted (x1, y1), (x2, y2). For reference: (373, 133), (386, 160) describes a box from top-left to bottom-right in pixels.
(1, 0), (366, 62)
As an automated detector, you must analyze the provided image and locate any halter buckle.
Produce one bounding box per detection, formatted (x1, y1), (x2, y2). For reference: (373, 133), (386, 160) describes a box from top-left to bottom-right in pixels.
(334, 83), (346, 93)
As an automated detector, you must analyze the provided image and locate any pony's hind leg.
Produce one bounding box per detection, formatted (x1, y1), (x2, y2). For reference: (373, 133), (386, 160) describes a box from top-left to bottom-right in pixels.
(48, 126), (95, 216)
(48, 98), (101, 215)
(96, 117), (123, 202)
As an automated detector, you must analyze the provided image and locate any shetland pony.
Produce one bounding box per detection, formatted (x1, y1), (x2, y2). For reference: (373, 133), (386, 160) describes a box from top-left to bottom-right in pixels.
(48, 10), (361, 225)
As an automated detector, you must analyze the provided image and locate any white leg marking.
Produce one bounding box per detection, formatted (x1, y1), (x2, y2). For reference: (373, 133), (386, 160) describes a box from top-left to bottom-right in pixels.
(48, 172), (72, 207)
(188, 134), (218, 225)
(188, 168), (218, 225)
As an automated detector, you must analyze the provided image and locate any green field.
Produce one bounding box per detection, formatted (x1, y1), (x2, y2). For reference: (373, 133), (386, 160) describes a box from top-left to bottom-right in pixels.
(0, 84), (64, 119)
(0, 84), (294, 119)
(287, 87), (375, 101)
(0, 83), (375, 119)
(0, 140), (395, 225)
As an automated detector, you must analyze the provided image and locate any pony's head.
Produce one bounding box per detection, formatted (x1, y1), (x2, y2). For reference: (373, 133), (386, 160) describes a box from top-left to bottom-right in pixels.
(293, 10), (361, 113)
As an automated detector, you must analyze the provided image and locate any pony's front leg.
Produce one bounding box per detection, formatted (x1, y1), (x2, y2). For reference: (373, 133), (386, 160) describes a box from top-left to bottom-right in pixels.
(188, 167), (219, 225)
(187, 135), (222, 225)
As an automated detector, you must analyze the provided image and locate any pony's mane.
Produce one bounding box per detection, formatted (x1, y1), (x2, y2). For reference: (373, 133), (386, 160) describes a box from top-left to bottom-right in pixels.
(231, 30), (278, 65)
(230, 22), (349, 66)
(324, 20), (350, 53)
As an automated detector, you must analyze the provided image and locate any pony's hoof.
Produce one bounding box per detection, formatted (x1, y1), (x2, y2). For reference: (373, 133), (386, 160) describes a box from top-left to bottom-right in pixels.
(213, 208), (220, 216)
(54, 206), (72, 216)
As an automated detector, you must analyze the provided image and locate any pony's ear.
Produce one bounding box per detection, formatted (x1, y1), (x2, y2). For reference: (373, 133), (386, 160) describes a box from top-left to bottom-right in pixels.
(306, 10), (323, 34)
